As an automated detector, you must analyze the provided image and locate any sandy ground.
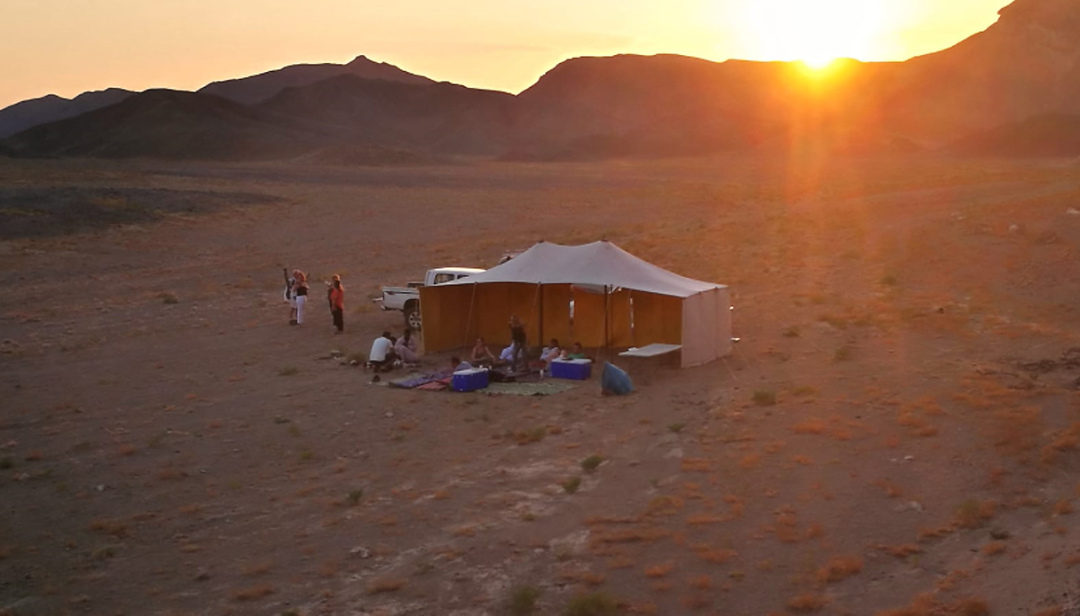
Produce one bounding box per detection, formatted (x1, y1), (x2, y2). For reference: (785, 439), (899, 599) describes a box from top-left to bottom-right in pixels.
(1, 155), (1080, 616)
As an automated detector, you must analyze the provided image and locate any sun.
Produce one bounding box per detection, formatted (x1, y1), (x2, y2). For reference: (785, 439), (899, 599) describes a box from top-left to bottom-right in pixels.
(737, 0), (888, 68)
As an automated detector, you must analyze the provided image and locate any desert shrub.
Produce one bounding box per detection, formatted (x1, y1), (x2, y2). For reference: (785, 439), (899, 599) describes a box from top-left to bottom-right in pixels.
(278, 366), (299, 376)
(581, 455), (604, 472)
(782, 326), (801, 338)
(508, 585), (542, 616)
(834, 346), (855, 361)
(159, 292), (179, 304)
(753, 390), (777, 406)
(564, 592), (619, 616)
(562, 477), (582, 494)
(668, 422), (685, 433)
(880, 275), (899, 286)
(347, 489), (364, 506)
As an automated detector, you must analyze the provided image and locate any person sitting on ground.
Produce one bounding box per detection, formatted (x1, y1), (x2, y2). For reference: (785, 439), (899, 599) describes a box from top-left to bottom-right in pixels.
(471, 337), (496, 366)
(498, 344), (515, 364)
(540, 338), (562, 365)
(394, 328), (420, 364)
(368, 331), (396, 372)
(561, 342), (588, 360)
(450, 356), (474, 372)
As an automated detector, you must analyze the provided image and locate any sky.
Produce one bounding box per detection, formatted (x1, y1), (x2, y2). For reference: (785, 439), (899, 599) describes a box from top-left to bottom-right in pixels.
(0, 0), (1012, 109)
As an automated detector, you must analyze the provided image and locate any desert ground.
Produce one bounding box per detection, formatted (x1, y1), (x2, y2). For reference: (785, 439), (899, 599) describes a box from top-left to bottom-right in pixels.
(1, 154), (1080, 616)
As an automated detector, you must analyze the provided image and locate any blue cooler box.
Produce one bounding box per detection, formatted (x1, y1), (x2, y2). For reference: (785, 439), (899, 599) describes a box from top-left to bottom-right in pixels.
(452, 368), (489, 392)
(550, 359), (592, 380)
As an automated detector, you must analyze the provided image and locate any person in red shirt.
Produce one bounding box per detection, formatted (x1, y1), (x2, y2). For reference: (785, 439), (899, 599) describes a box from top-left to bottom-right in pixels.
(328, 275), (345, 333)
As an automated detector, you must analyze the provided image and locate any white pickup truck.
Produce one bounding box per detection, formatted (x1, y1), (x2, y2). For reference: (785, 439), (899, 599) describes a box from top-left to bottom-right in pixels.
(376, 267), (484, 330)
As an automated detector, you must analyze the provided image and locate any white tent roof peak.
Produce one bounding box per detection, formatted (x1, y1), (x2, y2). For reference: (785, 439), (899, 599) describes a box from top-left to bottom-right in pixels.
(445, 241), (724, 298)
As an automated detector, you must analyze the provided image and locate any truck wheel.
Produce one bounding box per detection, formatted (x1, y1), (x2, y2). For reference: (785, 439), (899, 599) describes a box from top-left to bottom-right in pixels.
(405, 304), (422, 330)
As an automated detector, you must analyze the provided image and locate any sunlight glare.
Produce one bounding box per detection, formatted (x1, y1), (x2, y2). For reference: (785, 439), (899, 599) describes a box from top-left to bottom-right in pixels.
(738, 0), (888, 66)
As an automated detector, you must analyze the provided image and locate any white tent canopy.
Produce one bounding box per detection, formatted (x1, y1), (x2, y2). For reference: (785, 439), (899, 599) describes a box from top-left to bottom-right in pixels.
(442, 241), (721, 298)
(422, 241), (732, 367)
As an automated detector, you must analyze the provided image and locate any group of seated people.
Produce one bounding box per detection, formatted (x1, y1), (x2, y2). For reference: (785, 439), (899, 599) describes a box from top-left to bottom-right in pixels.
(466, 337), (587, 372)
(367, 328), (421, 372)
(369, 329), (592, 376)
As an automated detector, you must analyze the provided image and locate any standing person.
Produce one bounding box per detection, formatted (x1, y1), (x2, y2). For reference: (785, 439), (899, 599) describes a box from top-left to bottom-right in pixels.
(283, 268), (297, 325)
(508, 314), (527, 372)
(328, 275), (345, 334)
(292, 269), (309, 325)
(394, 328), (419, 364)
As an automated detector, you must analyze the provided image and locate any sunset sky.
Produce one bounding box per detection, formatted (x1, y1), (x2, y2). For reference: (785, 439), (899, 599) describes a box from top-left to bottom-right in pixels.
(1, 0), (1011, 109)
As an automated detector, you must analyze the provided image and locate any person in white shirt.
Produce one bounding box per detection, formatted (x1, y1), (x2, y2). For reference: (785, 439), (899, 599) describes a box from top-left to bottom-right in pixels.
(369, 332), (395, 372)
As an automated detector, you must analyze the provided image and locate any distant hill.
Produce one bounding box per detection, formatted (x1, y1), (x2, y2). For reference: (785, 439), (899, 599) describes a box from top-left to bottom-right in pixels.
(0, 79), (506, 162)
(509, 0), (1080, 159)
(0, 88), (134, 139)
(948, 114), (1080, 157)
(199, 55), (434, 105)
(5, 0), (1080, 162)
(0, 89), (341, 160)
(259, 75), (514, 155)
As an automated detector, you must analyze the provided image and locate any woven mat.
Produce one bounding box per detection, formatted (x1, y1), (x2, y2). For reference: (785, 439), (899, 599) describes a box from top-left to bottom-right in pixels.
(482, 381), (578, 396)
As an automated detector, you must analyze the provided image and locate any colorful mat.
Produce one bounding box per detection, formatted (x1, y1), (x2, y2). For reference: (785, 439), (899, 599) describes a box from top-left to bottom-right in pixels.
(482, 381), (578, 396)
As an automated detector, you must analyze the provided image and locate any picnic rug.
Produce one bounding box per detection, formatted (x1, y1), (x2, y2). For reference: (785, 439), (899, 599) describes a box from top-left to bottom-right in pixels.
(482, 381), (578, 396)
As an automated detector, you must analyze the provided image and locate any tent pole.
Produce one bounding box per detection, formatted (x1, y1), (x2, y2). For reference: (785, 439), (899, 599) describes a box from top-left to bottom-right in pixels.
(603, 285), (609, 364)
(538, 283), (544, 351)
(463, 283), (477, 355)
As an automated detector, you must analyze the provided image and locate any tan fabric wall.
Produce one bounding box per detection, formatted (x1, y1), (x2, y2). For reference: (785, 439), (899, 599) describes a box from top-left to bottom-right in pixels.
(540, 284), (573, 348)
(680, 288), (733, 367)
(422, 283), (729, 366)
(418, 284), (479, 354)
(631, 291), (683, 348)
(715, 286), (733, 358)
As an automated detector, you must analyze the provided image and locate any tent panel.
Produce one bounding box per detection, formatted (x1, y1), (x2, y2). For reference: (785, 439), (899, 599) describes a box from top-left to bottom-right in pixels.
(475, 283), (541, 349)
(608, 289), (634, 349)
(681, 290), (717, 367)
(571, 290), (607, 348)
(631, 291), (683, 347)
(419, 284), (477, 354)
(716, 286), (733, 358)
(540, 284), (573, 349)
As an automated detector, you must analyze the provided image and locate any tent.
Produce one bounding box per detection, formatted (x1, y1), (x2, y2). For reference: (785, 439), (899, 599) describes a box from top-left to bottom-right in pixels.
(419, 241), (732, 367)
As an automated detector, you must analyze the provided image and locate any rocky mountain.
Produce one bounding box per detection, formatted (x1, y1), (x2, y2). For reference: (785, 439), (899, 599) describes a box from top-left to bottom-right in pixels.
(259, 75), (514, 155)
(948, 114), (1080, 157)
(1, 77), (510, 161)
(0, 88), (134, 139)
(199, 55), (433, 105)
(3, 0), (1079, 161)
(0, 89), (338, 160)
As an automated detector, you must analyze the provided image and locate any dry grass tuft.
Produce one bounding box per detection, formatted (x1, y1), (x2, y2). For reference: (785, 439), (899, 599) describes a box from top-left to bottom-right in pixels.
(688, 575), (712, 590)
(241, 560), (274, 576)
(680, 458), (711, 473)
(953, 500), (997, 529)
(792, 420), (827, 435)
(644, 563), (674, 578)
(879, 544), (922, 558)
(816, 555), (863, 584)
(786, 593), (829, 612)
(231, 583), (274, 601)
(365, 577), (407, 594)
